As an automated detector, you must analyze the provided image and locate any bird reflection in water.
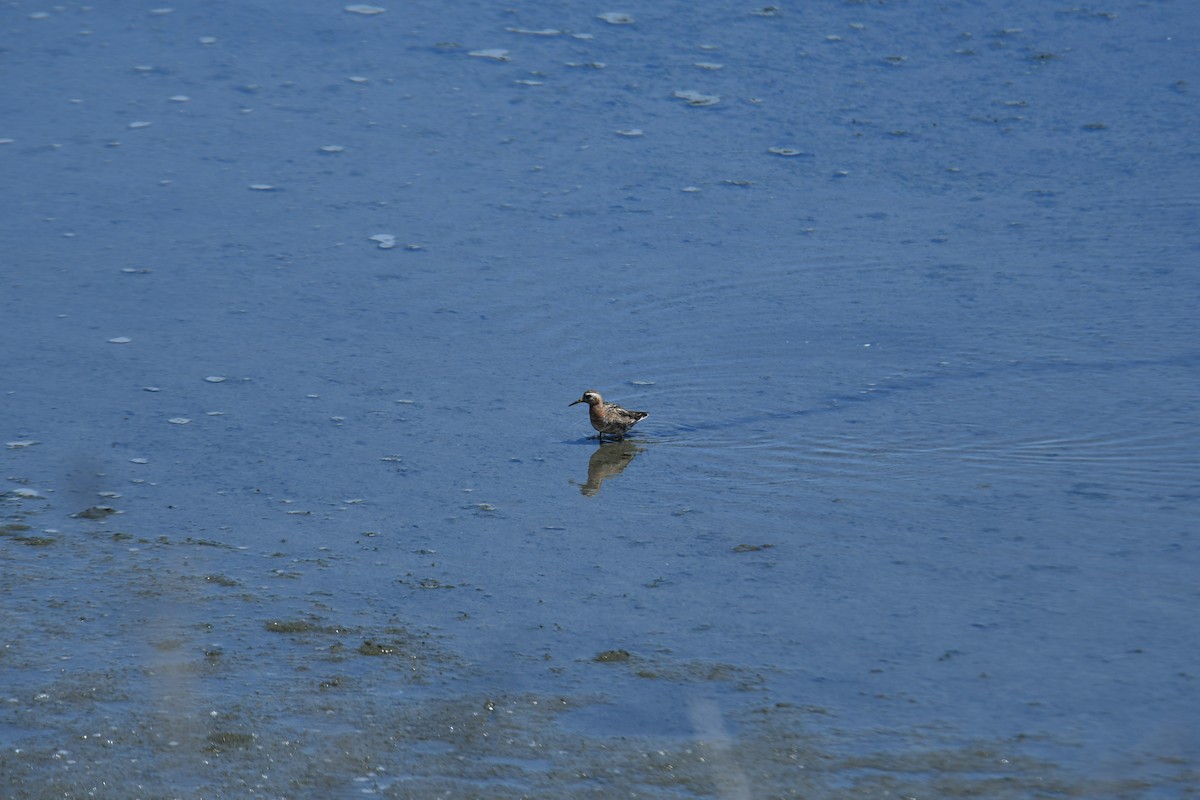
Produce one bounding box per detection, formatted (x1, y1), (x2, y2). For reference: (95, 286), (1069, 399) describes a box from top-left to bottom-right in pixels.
(575, 440), (644, 496)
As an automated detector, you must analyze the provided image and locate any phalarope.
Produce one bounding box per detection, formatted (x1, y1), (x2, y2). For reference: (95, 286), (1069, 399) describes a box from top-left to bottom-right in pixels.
(569, 390), (648, 441)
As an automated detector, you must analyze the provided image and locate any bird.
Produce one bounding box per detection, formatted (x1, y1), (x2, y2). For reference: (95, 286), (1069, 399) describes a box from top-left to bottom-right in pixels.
(569, 390), (648, 441)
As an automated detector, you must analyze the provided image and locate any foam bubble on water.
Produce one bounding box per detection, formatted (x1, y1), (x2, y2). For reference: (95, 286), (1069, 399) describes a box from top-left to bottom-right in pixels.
(370, 234), (397, 249)
(506, 27), (561, 36)
(168, 418), (192, 425)
(6, 441), (39, 450)
(469, 49), (510, 61)
(597, 12), (634, 24)
(345, 5), (386, 14)
(673, 90), (720, 107)
(108, 336), (132, 344)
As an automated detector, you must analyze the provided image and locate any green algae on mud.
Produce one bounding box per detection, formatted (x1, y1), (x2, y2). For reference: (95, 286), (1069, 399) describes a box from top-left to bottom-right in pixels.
(0, 523), (56, 547)
(264, 619), (321, 634)
(0, 684), (1165, 799)
(204, 731), (257, 753)
(2, 500), (1145, 798)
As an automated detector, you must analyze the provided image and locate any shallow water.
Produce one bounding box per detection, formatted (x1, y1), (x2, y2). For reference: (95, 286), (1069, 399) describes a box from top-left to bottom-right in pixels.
(3, 1), (1199, 797)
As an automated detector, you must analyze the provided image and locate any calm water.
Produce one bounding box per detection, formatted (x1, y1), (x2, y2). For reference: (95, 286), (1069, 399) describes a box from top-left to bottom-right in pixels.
(3, 1), (1198, 797)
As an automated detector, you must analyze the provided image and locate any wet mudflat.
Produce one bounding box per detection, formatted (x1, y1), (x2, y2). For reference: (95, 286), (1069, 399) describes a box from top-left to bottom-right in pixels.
(3, 1), (1199, 797)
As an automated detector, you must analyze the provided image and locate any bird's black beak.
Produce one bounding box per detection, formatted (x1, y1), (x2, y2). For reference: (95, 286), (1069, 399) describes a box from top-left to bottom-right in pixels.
(569, 398), (584, 406)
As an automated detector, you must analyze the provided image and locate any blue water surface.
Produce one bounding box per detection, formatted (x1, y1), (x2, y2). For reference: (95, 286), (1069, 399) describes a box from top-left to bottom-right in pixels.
(2, 1), (1198, 797)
